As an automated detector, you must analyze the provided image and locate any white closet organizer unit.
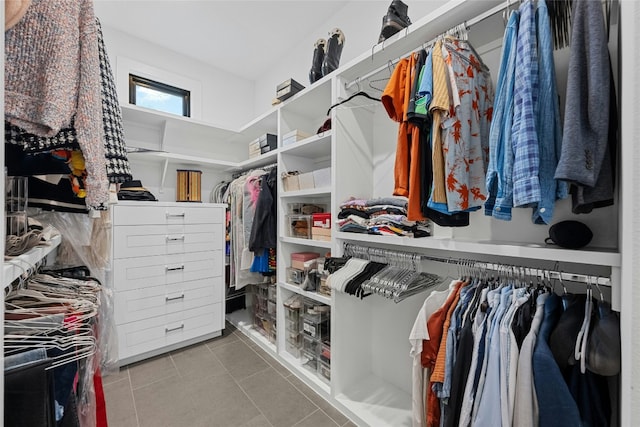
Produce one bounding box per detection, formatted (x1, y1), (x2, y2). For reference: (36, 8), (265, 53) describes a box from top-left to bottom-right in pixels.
(107, 1), (634, 426)
(111, 201), (226, 365)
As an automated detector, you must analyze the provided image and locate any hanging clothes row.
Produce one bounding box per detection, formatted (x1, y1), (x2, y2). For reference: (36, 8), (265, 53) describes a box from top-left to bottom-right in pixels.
(381, 30), (494, 226)
(4, 269), (110, 427)
(223, 165), (278, 289)
(411, 266), (620, 427)
(376, 0), (617, 228)
(486, 0), (617, 223)
(5, 1), (133, 211)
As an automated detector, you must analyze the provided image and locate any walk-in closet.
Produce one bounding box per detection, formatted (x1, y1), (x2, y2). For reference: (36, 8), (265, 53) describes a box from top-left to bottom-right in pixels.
(3, 0), (639, 426)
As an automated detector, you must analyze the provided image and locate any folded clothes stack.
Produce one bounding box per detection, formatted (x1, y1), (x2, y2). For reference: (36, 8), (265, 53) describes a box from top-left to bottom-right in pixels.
(336, 196), (430, 237)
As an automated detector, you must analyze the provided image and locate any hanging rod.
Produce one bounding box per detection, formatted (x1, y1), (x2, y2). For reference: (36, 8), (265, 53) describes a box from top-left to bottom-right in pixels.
(344, 0), (513, 91)
(342, 243), (611, 287)
(231, 162), (277, 179)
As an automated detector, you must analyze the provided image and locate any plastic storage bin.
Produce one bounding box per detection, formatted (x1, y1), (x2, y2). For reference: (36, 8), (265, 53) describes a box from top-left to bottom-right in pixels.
(302, 312), (329, 340)
(287, 214), (312, 239)
(318, 360), (331, 382)
(286, 267), (306, 285)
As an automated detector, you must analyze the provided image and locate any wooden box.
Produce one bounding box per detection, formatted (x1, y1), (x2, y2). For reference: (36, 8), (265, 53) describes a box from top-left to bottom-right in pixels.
(176, 169), (202, 202)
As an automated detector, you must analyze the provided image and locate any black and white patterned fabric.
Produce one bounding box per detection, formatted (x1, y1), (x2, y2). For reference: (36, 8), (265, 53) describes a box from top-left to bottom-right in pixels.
(96, 18), (132, 183)
(5, 121), (80, 152)
(5, 19), (133, 184)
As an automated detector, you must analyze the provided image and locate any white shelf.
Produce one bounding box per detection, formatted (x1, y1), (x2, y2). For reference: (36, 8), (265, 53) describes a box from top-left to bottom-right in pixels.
(335, 375), (412, 427)
(279, 281), (332, 305)
(121, 104), (237, 139)
(128, 150), (238, 169)
(4, 233), (62, 288)
(280, 236), (333, 249)
(231, 150), (279, 172)
(280, 188), (331, 198)
(280, 132), (332, 158)
(334, 232), (621, 267)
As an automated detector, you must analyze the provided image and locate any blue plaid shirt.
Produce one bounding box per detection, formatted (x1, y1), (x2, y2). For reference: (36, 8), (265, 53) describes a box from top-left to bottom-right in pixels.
(511, 0), (541, 208)
(485, 11), (520, 220)
(532, 0), (568, 224)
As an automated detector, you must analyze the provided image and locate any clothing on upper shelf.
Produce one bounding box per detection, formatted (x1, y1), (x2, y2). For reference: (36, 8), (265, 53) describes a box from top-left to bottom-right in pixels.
(5, 0), (109, 209)
(411, 274), (620, 427)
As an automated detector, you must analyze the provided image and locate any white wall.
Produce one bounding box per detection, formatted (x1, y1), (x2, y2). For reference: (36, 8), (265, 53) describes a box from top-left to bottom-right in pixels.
(253, 0), (449, 115)
(99, 25), (256, 129)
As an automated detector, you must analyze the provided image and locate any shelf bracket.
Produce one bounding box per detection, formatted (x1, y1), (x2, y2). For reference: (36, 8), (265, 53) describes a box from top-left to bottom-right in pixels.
(159, 158), (169, 193)
(160, 120), (168, 152)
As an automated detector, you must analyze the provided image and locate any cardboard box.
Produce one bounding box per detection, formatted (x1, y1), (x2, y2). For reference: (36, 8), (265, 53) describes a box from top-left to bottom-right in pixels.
(298, 172), (315, 189)
(312, 213), (331, 228)
(259, 133), (277, 149)
(313, 167), (331, 188)
(291, 251), (320, 270)
(312, 227), (331, 241)
(282, 174), (300, 191)
(283, 129), (312, 146)
(276, 78), (305, 101)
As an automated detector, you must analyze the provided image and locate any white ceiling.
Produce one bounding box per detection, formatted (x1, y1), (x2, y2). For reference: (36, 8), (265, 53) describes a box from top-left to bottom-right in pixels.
(93, 1), (352, 81)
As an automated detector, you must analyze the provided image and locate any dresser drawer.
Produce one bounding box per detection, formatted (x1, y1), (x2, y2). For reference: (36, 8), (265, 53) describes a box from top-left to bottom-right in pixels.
(117, 303), (222, 361)
(113, 205), (224, 226)
(112, 251), (222, 291)
(114, 277), (223, 325)
(113, 223), (223, 259)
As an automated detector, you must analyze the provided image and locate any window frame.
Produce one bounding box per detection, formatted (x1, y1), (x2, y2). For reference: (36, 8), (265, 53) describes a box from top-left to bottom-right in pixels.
(129, 74), (191, 117)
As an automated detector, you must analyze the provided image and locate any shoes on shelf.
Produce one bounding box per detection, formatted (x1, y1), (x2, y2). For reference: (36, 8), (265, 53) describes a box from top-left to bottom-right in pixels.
(378, 0), (411, 43)
(321, 28), (345, 77)
(309, 38), (326, 84)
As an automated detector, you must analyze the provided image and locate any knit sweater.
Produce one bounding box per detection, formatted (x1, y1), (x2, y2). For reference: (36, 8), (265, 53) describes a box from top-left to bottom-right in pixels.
(5, 0), (109, 209)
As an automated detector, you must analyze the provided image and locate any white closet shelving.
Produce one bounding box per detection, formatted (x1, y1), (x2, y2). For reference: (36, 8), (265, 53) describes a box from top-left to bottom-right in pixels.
(3, 233), (61, 289)
(110, 1), (635, 425)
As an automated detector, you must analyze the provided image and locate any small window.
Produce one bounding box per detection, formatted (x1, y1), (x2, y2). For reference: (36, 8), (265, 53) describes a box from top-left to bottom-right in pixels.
(129, 74), (191, 117)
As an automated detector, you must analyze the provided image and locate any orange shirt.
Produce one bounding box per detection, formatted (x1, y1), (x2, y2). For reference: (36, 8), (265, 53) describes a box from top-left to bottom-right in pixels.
(382, 53), (426, 221)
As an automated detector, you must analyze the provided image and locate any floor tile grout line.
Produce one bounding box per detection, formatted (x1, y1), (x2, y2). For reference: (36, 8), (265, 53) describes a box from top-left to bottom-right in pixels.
(126, 368), (142, 427)
(291, 408), (322, 427)
(230, 367), (276, 427)
(129, 372), (180, 392)
(239, 331), (349, 425)
(282, 374), (347, 426)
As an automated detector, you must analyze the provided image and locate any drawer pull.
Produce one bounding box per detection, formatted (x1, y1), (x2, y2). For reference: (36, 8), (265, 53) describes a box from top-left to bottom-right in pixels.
(165, 265), (185, 272)
(165, 324), (184, 333)
(166, 235), (185, 241)
(165, 293), (185, 302)
(166, 212), (186, 218)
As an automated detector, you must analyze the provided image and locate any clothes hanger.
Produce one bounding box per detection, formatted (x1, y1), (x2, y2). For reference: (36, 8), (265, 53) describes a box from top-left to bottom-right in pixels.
(326, 91), (381, 116)
(574, 280), (594, 372)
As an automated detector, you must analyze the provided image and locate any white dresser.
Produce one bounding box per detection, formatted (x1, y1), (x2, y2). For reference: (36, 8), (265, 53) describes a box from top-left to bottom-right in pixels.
(111, 201), (226, 365)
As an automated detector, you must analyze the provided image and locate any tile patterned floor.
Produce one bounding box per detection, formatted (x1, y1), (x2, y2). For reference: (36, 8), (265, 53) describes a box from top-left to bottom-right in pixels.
(103, 323), (357, 427)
